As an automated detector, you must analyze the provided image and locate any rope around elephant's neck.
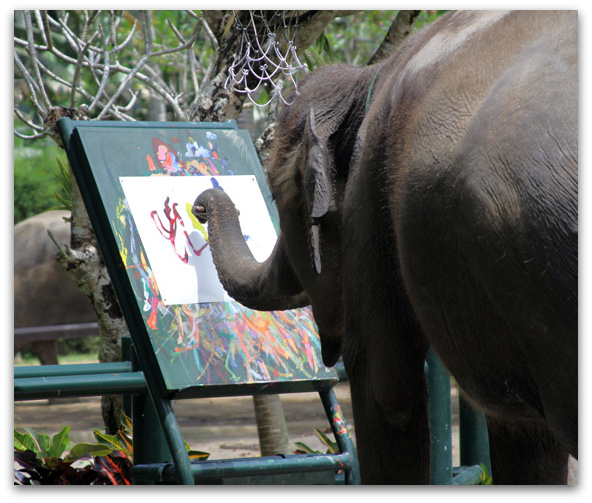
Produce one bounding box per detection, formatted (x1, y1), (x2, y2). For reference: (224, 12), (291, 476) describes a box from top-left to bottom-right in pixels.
(365, 67), (381, 115)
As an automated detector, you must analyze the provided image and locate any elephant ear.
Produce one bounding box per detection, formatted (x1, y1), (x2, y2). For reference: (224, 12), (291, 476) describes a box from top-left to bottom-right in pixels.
(303, 108), (332, 219)
(303, 108), (332, 274)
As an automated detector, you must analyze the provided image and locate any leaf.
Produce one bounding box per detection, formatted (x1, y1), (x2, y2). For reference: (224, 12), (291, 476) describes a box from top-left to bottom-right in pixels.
(303, 48), (325, 71)
(43, 456), (61, 471)
(14, 450), (47, 484)
(480, 463), (493, 485)
(302, 52), (315, 71)
(94, 455), (133, 485)
(92, 429), (133, 459)
(50, 157), (72, 212)
(314, 428), (338, 454)
(14, 429), (37, 452)
(67, 442), (113, 461)
(116, 430), (133, 459)
(318, 33), (335, 64)
(187, 450), (210, 461)
(293, 441), (321, 454)
(49, 426), (71, 459)
(121, 413), (133, 435)
(222, 13), (235, 38)
(93, 430), (122, 451)
(28, 429), (51, 458)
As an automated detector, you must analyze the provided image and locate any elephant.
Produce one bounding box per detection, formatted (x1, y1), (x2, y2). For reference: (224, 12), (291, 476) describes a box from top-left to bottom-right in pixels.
(14, 210), (96, 365)
(193, 11), (577, 484)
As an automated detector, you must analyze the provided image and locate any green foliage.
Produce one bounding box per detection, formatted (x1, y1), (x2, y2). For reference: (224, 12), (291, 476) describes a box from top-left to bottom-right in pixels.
(303, 32), (337, 70)
(56, 336), (102, 358)
(14, 425), (131, 485)
(14, 413), (210, 484)
(415, 10), (450, 29)
(305, 10), (448, 69)
(293, 428), (338, 455)
(92, 414), (134, 461)
(13, 136), (69, 224)
(48, 157), (72, 214)
(480, 463), (493, 485)
(311, 11), (397, 66)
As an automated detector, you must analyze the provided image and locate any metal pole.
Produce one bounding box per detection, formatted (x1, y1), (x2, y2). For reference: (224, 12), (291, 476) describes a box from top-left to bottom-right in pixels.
(319, 388), (361, 485)
(459, 393), (491, 475)
(131, 344), (192, 485)
(425, 347), (453, 484)
(122, 336), (132, 418)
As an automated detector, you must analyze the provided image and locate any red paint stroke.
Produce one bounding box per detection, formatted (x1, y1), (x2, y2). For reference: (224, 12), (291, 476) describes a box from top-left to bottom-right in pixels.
(150, 197), (208, 264)
(146, 154), (156, 171)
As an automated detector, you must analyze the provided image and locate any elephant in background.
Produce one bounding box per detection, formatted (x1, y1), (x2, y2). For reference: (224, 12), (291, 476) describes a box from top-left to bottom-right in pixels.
(14, 210), (96, 365)
(194, 11), (577, 484)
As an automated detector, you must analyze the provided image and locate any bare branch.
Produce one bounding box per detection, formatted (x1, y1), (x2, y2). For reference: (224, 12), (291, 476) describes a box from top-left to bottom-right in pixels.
(107, 15), (138, 53)
(70, 30), (100, 108)
(89, 48), (110, 112)
(152, 18), (202, 57)
(14, 108), (45, 132)
(13, 50), (46, 117)
(40, 11), (54, 51)
(14, 129), (47, 140)
(200, 16), (219, 87)
(33, 10), (48, 49)
(24, 11), (51, 111)
(37, 58), (95, 103)
(167, 17), (186, 43)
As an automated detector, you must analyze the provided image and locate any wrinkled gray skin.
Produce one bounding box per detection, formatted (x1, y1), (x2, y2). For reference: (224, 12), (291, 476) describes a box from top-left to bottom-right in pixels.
(194, 11), (577, 484)
(14, 211), (96, 365)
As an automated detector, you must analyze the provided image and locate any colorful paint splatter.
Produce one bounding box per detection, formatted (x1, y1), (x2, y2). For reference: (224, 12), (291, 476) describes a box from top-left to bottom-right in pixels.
(111, 127), (335, 389)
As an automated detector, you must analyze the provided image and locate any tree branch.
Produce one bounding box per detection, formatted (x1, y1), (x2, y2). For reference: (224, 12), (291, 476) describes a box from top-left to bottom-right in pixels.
(367, 10), (421, 65)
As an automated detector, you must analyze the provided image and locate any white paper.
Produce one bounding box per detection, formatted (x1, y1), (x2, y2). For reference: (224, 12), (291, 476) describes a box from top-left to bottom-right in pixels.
(120, 175), (277, 305)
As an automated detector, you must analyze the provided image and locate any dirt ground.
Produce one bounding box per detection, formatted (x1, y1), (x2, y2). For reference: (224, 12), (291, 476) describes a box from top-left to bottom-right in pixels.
(14, 382), (578, 484)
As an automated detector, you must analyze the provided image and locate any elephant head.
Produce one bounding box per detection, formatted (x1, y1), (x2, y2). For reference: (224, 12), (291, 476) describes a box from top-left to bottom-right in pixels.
(193, 65), (376, 367)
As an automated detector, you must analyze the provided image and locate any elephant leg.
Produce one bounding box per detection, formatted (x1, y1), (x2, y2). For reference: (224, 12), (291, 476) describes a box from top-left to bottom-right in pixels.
(342, 208), (430, 483)
(486, 415), (570, 484)
(32, 341), (59, 366)
(345, 349), (429, 484)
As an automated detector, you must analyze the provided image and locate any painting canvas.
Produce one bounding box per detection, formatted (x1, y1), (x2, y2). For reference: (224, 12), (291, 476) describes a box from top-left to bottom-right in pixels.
(120, 175), (277, 305)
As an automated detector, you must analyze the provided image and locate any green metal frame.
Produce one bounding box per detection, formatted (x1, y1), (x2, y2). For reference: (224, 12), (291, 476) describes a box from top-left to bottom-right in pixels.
(14, 350), (490, 484)
(425, 348), (491, 484)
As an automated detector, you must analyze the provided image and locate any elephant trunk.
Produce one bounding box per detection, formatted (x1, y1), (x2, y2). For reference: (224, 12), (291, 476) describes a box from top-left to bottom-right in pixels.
(192, 188), (309, 311)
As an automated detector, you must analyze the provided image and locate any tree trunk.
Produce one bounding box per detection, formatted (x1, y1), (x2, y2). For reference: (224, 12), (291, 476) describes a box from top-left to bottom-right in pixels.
(47, 162), (125, 433)
(253, 395), (291, 455)
(68, 176), (126, 434)
(44, 106), (126, 434)
(367, 10), (421, 65)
